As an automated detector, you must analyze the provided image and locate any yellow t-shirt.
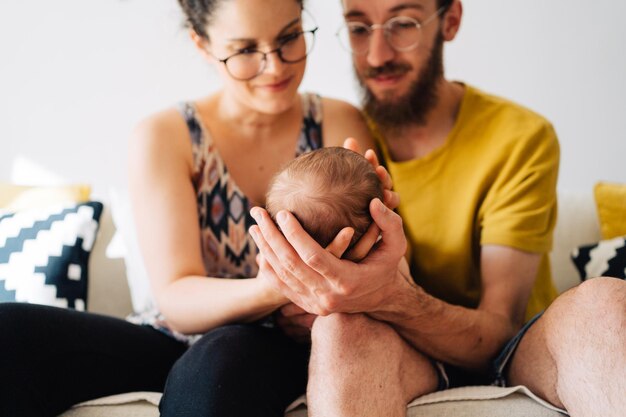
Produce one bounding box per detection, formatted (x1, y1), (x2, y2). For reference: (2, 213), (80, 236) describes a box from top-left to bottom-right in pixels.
(373, 85), (560, 322)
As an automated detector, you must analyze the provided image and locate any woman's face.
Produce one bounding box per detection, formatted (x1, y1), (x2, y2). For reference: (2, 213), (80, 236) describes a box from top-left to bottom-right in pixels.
(205, 0), (308, 115)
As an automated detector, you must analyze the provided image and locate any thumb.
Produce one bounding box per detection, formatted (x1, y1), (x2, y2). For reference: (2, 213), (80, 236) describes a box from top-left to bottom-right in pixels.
(369, 198), (406, 254)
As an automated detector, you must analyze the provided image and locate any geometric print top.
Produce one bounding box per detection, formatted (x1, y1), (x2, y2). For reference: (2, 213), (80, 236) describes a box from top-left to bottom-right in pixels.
(179, 92), (324, 279)
(128, 93), (323, 343)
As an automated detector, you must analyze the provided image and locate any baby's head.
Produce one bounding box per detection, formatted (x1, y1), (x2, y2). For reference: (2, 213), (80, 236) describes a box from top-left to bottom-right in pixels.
(266, 147), (384, 250)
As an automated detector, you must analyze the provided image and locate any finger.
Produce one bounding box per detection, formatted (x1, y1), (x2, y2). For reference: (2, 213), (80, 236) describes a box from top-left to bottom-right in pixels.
(367, 198), (407, 257)
(364, 148), (380, 168)
(325, 227), (354, 258)
(344, 221), (380, 262)
(257, 251), (302, 303)
(278, 313), (316, 329)
(299, 314), (317, 329)
(343, 137), (360, 153)
(375, 165), (393, 191)
(249, 222), (309, 298)
(273, 209), (339, 281)
(251, 208), (310, 278)
(280, 302), (307, 317)
(383, 189), (400, 210)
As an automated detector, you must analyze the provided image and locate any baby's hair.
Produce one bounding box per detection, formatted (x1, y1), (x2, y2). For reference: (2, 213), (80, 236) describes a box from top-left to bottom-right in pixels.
(266, 147), (383, 249)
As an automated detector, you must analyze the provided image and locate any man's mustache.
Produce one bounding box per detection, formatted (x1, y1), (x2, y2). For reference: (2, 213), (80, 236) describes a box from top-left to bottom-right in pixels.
(364, 62), (412, 79)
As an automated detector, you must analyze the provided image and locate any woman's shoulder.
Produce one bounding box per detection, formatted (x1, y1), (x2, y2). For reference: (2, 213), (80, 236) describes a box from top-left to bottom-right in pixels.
(128, 105), (198, 174)
(315, 95), (374, 149)
(319, 96), (362, 118)
(132, 105), (192, 143)
(130, 100), (209, 153)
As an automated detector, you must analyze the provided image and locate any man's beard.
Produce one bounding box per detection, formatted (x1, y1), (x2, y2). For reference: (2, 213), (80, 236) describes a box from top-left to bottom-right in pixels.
(359, 33), (444, 132)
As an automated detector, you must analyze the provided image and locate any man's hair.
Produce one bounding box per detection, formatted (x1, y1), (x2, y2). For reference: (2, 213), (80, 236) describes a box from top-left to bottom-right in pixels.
(266, 147), (383, 249)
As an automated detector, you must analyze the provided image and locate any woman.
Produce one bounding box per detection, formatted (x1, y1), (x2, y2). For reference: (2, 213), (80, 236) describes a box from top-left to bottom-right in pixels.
(0, 0), (386, 416)
(130, 0), (377, 414)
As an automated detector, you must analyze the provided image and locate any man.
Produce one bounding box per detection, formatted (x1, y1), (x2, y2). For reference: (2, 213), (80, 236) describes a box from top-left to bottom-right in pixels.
(249, 1), (626, 416)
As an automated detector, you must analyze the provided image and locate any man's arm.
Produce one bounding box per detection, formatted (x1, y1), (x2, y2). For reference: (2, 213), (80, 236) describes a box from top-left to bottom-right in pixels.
(373, 245), (540, 370)
(250, 201), (539, 372)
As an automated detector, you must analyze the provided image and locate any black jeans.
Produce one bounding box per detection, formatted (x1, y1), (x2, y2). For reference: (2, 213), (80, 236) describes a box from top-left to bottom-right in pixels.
(0, 302), (186, 417)
(0, 303), (309, 417)
(160, 323), (310, 417)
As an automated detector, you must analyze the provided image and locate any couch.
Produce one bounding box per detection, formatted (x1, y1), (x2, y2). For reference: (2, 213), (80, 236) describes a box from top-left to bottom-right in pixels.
(60, 191), (600, 416)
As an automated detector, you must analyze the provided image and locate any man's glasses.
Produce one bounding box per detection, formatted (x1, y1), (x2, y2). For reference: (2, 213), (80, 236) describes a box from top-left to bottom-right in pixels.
(336, 7), (446, 55)
(210, 28), (318, 81)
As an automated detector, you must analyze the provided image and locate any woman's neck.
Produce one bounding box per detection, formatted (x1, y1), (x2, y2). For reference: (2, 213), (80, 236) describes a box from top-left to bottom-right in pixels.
(215, 90), (300, 134)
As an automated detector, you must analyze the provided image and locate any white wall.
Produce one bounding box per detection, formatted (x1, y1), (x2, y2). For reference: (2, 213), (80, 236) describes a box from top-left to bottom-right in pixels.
(1, 0), (625, 198)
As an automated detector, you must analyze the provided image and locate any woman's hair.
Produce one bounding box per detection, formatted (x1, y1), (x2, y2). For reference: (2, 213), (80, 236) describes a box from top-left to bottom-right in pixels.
(266, 147), (384, 249)
(437, 0), (454, 11)
(177, 0), (304, 40)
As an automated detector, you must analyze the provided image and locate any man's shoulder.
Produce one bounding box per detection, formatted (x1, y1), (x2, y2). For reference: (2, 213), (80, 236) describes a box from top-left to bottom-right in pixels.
(463, 85), (557, 145)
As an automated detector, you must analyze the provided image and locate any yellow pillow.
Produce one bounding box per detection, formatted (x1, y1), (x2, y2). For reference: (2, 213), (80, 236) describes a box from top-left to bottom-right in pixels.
(0, 183), (91, 211)
(594, 182), (626, 240)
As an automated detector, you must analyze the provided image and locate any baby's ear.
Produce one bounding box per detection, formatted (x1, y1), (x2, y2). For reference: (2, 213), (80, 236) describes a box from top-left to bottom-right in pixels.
(325, 227), (354, 258)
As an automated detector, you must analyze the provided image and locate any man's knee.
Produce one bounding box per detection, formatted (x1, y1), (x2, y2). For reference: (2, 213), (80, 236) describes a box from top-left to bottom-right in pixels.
(311, 313), (399, 352)
(309, 313), (438, 407)
(573, 277), (626, 325)
(545, 277), (626, 343)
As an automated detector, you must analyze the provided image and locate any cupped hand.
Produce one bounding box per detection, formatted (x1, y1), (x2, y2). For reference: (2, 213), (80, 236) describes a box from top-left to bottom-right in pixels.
(249, 197), (408, 316)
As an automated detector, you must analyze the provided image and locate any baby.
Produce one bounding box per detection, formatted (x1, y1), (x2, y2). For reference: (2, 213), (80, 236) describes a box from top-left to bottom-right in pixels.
(266, 147), (384, 252)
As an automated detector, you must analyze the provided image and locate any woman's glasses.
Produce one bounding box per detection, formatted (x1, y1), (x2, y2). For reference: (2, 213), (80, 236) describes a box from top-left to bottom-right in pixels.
(210, 28), (318, 81)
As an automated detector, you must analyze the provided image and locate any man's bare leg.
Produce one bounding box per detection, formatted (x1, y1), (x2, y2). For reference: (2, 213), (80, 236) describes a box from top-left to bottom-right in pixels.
(509, 277), (626, 416)
(307, 313), (438, 417)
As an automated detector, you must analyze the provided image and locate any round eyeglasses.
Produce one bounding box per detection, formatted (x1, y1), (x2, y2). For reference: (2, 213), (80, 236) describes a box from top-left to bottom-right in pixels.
(336, 7), (446, 55)
(210, 28), (318, 81)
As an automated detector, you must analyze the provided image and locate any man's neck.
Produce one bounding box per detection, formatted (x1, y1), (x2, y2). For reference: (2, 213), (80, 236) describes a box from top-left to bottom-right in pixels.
(383, 80), (465, 162)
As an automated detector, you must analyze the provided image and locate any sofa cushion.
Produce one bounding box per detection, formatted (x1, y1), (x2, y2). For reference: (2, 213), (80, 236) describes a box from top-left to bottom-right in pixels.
(571, 235), (626, 281)
(61, 386), (565, 417)
(594, 182), (626, 240)
(0, 183), (91, 211)
(0, 201), (103, 310)
(550, 191), (601, 293)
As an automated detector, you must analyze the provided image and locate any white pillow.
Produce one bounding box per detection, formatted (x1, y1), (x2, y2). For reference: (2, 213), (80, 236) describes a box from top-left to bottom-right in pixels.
(1, 201), (103, 310)
(107, 188), (155, 313)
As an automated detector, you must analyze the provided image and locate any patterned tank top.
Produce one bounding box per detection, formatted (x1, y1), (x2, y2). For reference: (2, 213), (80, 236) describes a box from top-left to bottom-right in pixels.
(128, 93), (324, 343)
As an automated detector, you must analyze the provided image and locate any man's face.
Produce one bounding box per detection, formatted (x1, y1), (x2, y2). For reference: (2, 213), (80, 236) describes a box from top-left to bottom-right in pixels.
(342, 0), (445, 128)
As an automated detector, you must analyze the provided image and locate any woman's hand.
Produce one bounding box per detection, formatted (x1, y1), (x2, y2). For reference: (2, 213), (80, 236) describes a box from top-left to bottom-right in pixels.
(275, 303), (317, 344)
(256, 253), (291, 308)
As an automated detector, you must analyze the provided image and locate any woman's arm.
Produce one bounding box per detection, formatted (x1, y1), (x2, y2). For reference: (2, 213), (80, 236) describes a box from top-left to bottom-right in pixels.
(128, 109), (288, 335)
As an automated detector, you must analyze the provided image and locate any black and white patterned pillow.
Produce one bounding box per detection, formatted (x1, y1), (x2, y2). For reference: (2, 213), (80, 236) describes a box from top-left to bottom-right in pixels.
(0, 201), (103, 310)
(571, 236), (626, 281)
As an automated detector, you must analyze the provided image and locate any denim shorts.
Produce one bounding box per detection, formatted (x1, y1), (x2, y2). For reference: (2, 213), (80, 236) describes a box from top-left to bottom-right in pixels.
(433, 312), (544, 390)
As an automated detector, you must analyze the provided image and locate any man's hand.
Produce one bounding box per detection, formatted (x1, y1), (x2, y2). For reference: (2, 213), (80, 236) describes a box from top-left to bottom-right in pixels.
(343, 138), (399, 210)
(341, 138), (399, 261)
(249, 198), (410, 316)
